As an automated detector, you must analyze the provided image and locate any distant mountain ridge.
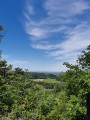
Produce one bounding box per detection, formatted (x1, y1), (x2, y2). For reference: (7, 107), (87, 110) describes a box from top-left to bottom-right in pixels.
(30, 71), (60, 75)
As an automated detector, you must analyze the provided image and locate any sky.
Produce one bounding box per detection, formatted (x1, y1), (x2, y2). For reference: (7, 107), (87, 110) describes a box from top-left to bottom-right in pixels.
(0, 0), (90, 72)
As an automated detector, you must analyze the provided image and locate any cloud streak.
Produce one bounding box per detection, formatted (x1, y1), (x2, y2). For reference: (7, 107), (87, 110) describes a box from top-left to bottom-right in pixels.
(44, 0), (90, 17)
(23, 0), (90, 71)
(8, 60), (28, 65)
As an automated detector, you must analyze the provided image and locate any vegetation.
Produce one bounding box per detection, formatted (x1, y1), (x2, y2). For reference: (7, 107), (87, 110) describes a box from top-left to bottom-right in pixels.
(0, 26), (90, 119)
(0, 25), (4, 58)
(30, 72), (57, 79)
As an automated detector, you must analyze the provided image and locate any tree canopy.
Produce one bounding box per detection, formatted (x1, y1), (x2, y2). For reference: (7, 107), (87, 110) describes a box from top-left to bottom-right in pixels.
(0, 25), (4, 59)
(77, 45), (90, 69)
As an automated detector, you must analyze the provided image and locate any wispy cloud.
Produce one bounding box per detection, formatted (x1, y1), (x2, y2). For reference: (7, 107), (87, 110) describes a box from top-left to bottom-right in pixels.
(8, 59), (30, 70)
(44, 0), (90, 17)
(48, 23), (90, 63)
(2, 55), (28, 65)
(25, 0), (35, 15)
(24, 0), (90, 40)
(8, 60), (28, 65)
(32, 43), (61, 50)
(23, 0), (90, 71)
(2, 54), (10, 59)
(2, 54), (29, 69)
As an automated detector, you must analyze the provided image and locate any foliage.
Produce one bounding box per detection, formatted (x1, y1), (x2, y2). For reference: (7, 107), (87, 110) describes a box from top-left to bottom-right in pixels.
(30, 72), (57, 79)
(0, 25), (4, 41)
(15, 67), (24, 75)
(77, 45), (90, 69)
(0, 60), (12, 78)
(0, 45), (90, 119)
(0, 25), (4, 59)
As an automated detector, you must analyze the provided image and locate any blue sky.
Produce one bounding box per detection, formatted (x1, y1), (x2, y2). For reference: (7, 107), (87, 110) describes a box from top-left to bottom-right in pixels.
(0, 0), (90, 72)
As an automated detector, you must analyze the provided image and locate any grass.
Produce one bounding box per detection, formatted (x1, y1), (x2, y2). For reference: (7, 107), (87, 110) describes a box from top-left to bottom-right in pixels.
(43, 78), (60, 84)
(31, 79), (43, 82)
(32, 78), (60, 83)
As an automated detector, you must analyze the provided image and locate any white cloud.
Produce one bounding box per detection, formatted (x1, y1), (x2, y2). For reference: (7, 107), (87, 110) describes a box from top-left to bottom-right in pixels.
(24, 0), (90, 41)
(44, 0), (90, 17)
(1, 54), (30, 70)
(37, 18), (74, 26)
(8, 59), (30, 70)
(2, 54), (29, 65)
(23, 0), (90, 71)
(49, 23), (90, 57)
(24, 20), (49, 40)
(29, 28), (48, 40)
(27, 5), (34, 15)
(55, 52), (81, 61)
(32, 43), (61, 50)
(8, 60), (28, 65)
(25, 0), (35, 15)
(2, 54), (10, 59)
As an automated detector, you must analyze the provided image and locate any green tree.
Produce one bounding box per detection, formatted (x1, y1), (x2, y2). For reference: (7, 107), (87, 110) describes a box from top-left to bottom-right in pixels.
(61, 45), (90, 119)
(0, 25), (4, 59)
(0, 25), (3, 41)
(77, 45), (90, 69)
(0, 60), (12, 79)
(15, 67), (24, 75)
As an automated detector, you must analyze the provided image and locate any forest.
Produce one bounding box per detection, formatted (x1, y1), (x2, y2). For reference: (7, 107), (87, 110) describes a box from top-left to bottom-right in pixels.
(0, 25), (90, 120)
